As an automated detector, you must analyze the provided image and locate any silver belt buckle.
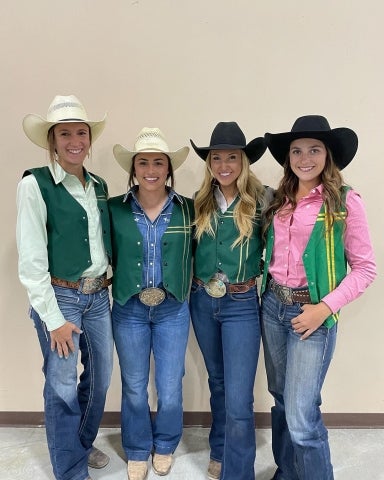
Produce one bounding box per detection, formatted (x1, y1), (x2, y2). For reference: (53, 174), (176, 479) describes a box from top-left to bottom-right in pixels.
(270, 279), (293, 305)
(278, 285), (293, 305)
(81, 276), (104, 294)
(139, 287), (166, 306)
(204, 278), (226, 298)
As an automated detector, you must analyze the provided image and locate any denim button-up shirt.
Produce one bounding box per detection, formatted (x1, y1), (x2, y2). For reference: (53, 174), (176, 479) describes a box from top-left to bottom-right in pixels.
(125, 187), (177, 289)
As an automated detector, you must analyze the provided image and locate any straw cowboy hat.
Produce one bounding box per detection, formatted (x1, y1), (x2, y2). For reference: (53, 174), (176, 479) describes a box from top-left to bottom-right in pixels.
(22, 94), (106, 149)
(190, 121), (266, 165)
(264, 115), (358, 170)
(113, 127), (189, 173)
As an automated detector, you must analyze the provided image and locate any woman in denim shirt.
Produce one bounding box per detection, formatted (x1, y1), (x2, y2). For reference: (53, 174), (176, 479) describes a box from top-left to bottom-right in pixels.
(108, 128), (194, 480)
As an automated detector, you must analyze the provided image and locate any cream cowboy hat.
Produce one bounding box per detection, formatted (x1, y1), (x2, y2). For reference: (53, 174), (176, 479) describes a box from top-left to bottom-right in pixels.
(113, 127), (189, 173)
(22, 94), (106, 149)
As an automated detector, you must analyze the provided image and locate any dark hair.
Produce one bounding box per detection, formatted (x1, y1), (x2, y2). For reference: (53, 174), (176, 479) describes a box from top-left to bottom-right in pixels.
(128, 154), (175, 188)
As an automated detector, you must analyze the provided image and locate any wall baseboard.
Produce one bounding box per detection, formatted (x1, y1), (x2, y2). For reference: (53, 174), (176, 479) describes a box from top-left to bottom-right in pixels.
(1, 411), (384, 428)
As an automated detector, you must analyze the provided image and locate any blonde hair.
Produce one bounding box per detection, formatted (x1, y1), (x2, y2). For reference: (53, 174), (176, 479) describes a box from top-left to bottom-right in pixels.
(194, 151), (265, 247)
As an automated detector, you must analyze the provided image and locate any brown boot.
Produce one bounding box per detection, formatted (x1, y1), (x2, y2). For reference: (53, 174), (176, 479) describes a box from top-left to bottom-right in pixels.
(88, 447), (110, 469)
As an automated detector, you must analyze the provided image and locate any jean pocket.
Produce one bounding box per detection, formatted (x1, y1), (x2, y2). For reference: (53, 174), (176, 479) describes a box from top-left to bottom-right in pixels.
(229, 286), (257, 302)
(53, 286), (79, 304)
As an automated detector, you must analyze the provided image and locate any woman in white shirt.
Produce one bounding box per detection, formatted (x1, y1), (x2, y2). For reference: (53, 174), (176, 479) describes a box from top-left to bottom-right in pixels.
(16, 95), (113, 480)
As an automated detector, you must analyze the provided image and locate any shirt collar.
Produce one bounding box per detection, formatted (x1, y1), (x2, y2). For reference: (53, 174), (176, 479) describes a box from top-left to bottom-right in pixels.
(123, 185), (183, 204)
(308, 183), (323, 196)
(48, 161), (97, 185)
(214, 184), (237, 212)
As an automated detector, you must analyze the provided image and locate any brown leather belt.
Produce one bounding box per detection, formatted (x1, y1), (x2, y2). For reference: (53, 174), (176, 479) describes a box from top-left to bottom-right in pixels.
(51, 274), (112, 294)
(193, 276), (256, 294)
(268, 277), (311, 305)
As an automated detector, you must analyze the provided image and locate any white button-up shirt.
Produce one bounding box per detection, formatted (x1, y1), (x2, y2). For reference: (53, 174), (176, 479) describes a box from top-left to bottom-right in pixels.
(16, 162), (108, 331)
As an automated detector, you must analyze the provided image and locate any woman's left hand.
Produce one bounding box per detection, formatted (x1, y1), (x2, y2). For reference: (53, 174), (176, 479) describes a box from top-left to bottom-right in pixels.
(291, 302), (332, 340)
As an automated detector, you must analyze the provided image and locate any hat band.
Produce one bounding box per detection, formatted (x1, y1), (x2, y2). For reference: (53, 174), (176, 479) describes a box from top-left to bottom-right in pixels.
(57, 118), (87, 122)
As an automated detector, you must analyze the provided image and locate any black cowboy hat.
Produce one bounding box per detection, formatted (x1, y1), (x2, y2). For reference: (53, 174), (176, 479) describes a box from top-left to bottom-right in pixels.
(190, 121), (266, 165)
(264, 115), (358, 170)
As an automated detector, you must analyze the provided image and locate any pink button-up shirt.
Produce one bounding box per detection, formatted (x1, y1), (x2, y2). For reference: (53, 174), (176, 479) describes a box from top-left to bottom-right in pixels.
(268, 185), (376, 313)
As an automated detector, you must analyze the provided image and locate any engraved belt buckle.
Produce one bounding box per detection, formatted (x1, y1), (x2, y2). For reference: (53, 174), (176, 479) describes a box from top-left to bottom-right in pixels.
(139, 287), (166, 306)
(82, 276), (104, 294)
(204, 278), (226, 298)
(276, 284), (293, 305)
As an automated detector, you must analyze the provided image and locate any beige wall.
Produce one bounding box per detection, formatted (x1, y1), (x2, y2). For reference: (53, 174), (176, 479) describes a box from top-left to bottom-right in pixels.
(1, 0), (383, 414)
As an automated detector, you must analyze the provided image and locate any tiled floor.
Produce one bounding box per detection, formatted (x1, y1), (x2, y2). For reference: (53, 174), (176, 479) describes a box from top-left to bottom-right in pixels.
(1, 427), (383, 479)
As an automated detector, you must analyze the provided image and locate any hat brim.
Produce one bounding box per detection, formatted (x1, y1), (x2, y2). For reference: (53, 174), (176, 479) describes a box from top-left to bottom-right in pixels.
(22, 113), (106, 149)
(265, 128), (358, 170)
(113, 144), (189, 173)
(190, 137), (266, 165)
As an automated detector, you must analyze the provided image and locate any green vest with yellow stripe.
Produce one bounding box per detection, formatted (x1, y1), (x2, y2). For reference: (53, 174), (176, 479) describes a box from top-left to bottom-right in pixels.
(261, 188), (349, 328)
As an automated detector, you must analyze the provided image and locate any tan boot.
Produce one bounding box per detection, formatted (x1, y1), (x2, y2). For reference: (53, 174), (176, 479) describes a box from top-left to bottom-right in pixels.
(207, 459), (222, 480)
(127, 460), (148, 480)
(152, 453), (173, 476)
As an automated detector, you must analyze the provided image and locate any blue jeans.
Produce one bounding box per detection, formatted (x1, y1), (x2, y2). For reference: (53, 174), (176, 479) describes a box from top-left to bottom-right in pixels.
(112, 295), (190, 460)
(189, 281), (261, 480)
(261, 289), (337, 480)
(31, 285), (113, 480)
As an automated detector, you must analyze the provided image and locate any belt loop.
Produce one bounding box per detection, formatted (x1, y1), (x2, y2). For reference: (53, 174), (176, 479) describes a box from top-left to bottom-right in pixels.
(78, 277), (86, 293)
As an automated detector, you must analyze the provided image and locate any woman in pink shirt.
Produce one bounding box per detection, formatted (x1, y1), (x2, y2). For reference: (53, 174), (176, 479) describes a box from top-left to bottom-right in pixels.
(260, 115), (376, 480)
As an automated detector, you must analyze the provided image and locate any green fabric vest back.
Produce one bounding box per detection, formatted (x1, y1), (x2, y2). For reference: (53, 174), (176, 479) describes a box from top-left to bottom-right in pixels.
(25, 166), (112, 281)
(261, 188), (349, 327)
(194, 197), (263, 283)
(108, 195), (194, 305)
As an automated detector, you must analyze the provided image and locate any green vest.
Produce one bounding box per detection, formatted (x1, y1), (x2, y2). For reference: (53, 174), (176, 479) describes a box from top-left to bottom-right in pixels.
(108, 194), (194, 305)
(194, 197), (263, 283)
(24, 166), (112, 281)
(261, 189), (349, 328)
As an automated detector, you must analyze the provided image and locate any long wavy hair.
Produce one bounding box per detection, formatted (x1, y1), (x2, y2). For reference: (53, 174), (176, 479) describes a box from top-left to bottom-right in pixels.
(194, 151), (265, 247)
(263, 146), (347, 237)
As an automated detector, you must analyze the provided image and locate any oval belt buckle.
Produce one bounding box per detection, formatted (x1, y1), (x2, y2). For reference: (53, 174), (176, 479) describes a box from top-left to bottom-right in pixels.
(139, 287), (166, 306)
(204, 278), (226, 298)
